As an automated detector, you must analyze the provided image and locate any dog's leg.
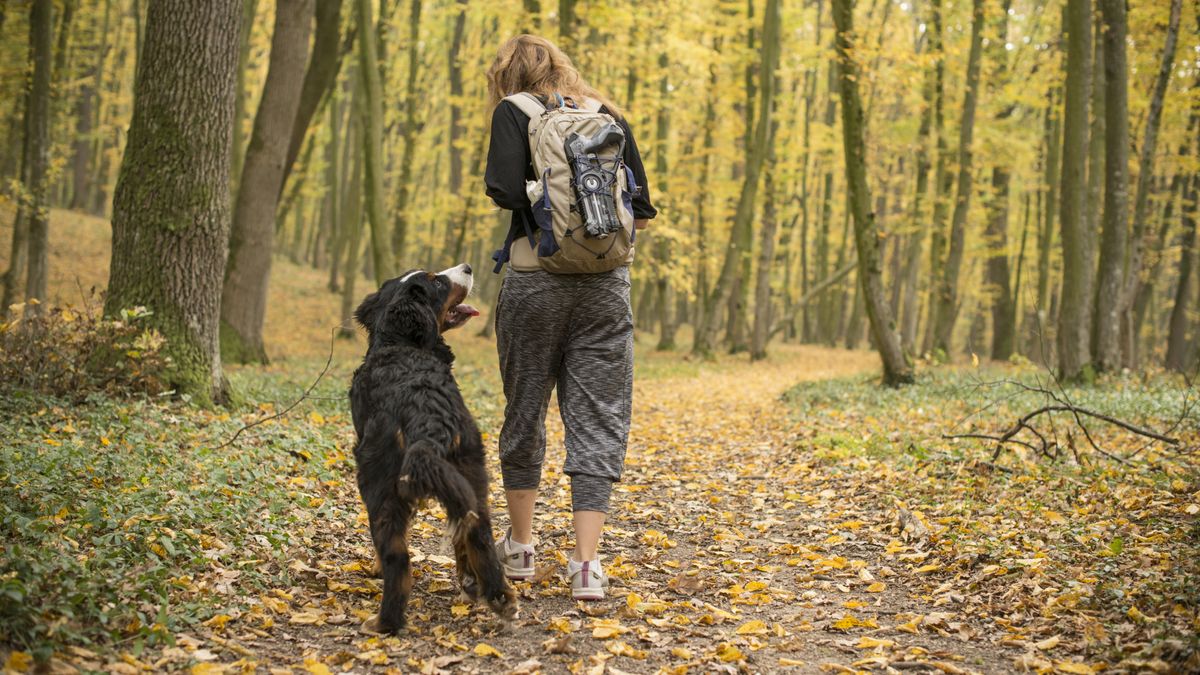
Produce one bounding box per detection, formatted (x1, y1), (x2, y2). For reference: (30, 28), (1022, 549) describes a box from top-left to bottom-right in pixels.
(454, 461), (518, 621)
(364, 501), (413, 634)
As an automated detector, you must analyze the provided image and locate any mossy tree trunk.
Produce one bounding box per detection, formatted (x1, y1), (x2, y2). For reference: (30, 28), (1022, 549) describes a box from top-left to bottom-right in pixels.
(1165, 173), (1197, 372)
(355, 0), (392, 286)
(831, 0), (912, 386)
(1090, 0), (1129, 373)
(221, 0), (314, 365)
(22, 0), (54, 316)
(1057, 0), (1093, 382)
(104, 0), (241, 406)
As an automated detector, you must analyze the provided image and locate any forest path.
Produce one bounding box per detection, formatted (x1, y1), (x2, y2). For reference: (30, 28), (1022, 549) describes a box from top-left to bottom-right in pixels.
(207, 343), (1016, 674)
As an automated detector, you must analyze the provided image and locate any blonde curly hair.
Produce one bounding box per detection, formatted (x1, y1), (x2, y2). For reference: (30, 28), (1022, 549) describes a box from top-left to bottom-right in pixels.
(486, 34), (622, 119)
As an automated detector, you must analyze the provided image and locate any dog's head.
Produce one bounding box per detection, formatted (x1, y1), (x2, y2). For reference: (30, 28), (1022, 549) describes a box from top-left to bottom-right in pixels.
(354, 264), (479, 351)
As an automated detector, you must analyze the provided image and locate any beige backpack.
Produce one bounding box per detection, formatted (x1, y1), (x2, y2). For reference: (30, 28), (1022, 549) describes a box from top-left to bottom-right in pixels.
(497, 92), (639, 274)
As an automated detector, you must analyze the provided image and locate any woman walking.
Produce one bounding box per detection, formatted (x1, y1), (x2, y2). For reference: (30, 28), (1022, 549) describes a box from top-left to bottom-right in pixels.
(483, 34), (656, 601)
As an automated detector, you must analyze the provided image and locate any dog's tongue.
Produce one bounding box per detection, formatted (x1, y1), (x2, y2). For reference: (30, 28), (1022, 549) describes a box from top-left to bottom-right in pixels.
(455, 304), (480, 317)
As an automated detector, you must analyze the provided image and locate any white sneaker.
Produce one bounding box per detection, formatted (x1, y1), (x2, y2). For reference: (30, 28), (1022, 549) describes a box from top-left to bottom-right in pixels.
(568, 558), (608, 601)
(495, 529), (535, 581)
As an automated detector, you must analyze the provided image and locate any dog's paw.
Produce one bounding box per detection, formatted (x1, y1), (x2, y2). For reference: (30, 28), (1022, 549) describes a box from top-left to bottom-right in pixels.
(360, 614), (400, 635)
(487, 586), (519, 622)
(459, 573), (480, 600)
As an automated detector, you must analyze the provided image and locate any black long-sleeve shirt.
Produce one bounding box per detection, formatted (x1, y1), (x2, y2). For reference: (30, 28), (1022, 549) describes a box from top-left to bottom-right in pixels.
(484, 99), (657, 259)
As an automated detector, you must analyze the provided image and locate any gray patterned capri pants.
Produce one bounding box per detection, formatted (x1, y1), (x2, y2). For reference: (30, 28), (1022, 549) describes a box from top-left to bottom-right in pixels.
(494, 266), (634, 513)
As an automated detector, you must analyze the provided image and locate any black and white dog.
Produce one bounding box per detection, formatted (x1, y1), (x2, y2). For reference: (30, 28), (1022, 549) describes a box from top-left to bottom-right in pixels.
(350, 264), (515, 633)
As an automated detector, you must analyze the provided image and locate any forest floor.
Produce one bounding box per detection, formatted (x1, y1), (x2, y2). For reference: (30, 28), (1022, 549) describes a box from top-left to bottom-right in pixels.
(2, 209), (1199, 674)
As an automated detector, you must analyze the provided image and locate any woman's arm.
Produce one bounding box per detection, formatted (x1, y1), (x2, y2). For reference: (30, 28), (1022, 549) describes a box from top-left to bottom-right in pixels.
(615, 115), (657, 222)
(484, 101), (533, 211)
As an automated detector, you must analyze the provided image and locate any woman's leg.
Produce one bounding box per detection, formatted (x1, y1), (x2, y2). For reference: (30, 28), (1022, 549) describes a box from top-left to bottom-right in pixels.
(572, 510), (607, 561)
(505, 488), (537, 544)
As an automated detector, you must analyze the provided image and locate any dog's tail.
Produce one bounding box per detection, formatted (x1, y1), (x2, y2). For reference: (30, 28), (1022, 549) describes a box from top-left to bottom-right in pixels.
(400, 439), (479, 533)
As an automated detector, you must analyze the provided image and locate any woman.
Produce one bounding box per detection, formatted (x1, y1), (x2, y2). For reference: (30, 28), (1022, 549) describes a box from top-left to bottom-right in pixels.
(483, 34), (656, 601)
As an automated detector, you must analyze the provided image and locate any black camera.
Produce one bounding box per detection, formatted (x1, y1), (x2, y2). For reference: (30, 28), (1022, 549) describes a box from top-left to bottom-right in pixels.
(564, 124), (626, 239)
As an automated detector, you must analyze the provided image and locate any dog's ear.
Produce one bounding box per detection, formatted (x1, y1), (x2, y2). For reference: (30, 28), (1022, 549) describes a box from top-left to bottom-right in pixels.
(354, 289), (386, 333)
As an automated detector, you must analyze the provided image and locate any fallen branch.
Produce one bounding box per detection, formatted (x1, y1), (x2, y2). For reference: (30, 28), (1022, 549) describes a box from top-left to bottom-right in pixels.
(213, 326), (339, 451)
(945, 401), (1180, 464)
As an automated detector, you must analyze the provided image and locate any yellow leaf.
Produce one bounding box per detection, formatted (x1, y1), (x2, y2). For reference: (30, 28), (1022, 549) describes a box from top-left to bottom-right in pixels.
(548, 616), (573, 633)
(607, 640), (648, 659)
(302, 659), (332, 675)
(671, 647), (693, 659)
(866, 581), (886, 593)
(915, 563), (942, 574)
(451, 603), (470, 617)
(202, 614), (232, 630)
(857, 636), (895, 649)
(832, 615), (862, 631)
(591, 618), (626, 639)
(1036, 635), (1061, 651)
(473, 643), (503, 658)
(780, 657), (806, 666)
(4, 652), (33, 672)
(717, 643), (745, 663)
(289, 611), (323, 625)
(744, 581), (768, 591)
(1127, 606), (1146, 623)
(190, 665), (226, 675)
(308, 411), (326, 425)
(896, 616), (922, 634)
(626, 592), (643, 611)
(735, 619), (770, 635)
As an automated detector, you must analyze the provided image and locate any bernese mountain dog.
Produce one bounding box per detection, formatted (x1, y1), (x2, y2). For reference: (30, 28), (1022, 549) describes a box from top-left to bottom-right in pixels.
(350, 264), (516, 634)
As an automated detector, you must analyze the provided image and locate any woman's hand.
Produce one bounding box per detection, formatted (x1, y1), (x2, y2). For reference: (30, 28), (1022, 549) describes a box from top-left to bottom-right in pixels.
(634, 219), (649, 230)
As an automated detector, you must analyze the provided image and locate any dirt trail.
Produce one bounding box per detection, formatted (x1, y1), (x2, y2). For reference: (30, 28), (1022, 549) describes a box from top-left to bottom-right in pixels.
(152, 344), (1021, 674)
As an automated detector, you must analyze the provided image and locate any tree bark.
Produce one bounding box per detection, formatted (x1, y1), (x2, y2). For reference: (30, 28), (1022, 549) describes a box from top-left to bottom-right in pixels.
(280, 0), (344, 191)
(692, 0), (779, 359)
(654, 53), (678, 351)
(104, 0), (241, 405)
(220, 0), (313, 364)
(921, 0), (951, 356)
(1058, 0), (1093, 381)
(832, 0), (912, 386)
(900, 32), (935, 352)
(391, 0), (422, 262)
(1090, 0), (1128, 373)
(1121, 0), (1182, 365)
(231, 0), (260, 192)
(1165, 173), (1197, 372)
(931, 0), (984, 356)
(22, 0), (54, 314)
(984, 0), (1014, 361)
(356, 0), (393, 285)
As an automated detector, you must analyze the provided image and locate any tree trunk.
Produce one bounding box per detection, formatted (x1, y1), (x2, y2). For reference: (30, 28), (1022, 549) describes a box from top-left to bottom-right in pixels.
(22, 0), (54, 314)
(391, 0), (421, 262)
(1090, 0), (1128, 373)
(220, 0), (314, 364)
(900, 41), (935, 352)
(231, 0), (260, 192)
(356, 0), (393, 285)
(654, 53), (677, 351)
(1165, 174), (1197, 372)
(691, 53), (718, 352)
(984, 0), (1014, 361)
(1084, 17), (1104, 309)
(1058, 0), (1093, 381)
(1121, 0), (1183, 365)
(1033, 88), (1061, 361)
(931, 0), (984, 356)
(921, 0), (951, 356)
(750, 142), (780, 361)
(558, 0), (575, 47)
(831, 0), (912, 386)
(280, 0), (344, 192)
(340, 122), (365, 338)
(104, 0), (241, 405)
(692, 0), (779, 359)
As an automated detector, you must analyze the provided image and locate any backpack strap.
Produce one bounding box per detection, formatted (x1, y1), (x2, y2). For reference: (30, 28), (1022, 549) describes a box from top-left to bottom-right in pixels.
(503, 93), (549, 134)
(579, 97), (603, 113)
